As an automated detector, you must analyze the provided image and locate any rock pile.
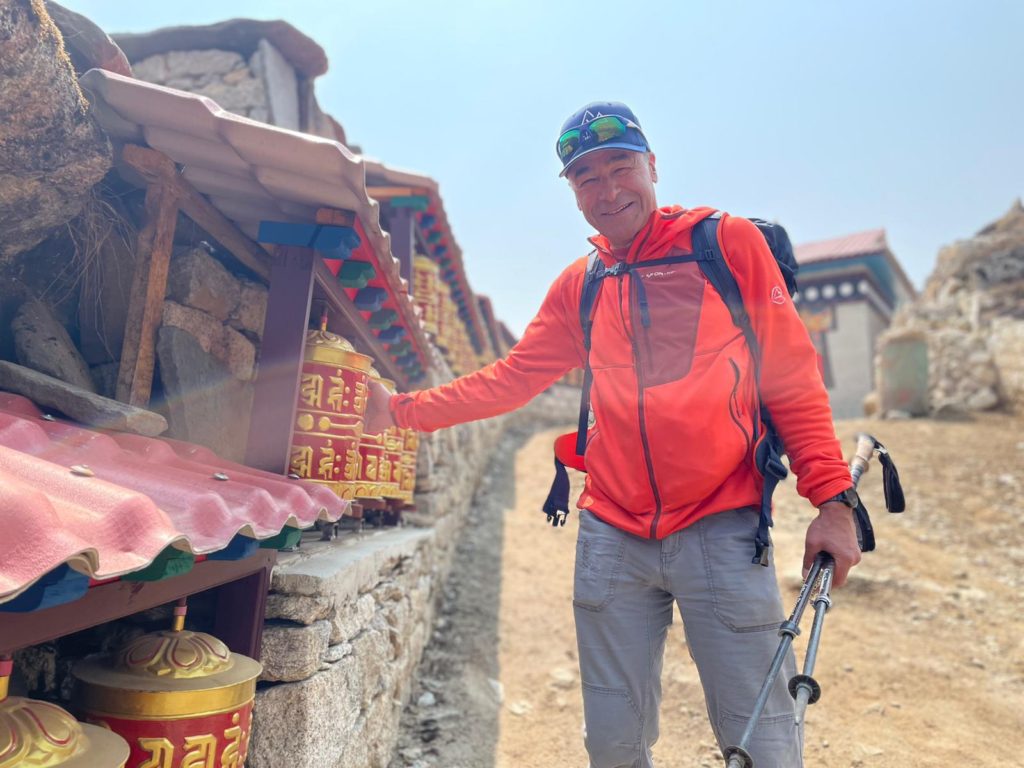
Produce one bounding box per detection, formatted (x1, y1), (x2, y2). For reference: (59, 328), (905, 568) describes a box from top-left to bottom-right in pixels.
(875, 201), (1024, 416)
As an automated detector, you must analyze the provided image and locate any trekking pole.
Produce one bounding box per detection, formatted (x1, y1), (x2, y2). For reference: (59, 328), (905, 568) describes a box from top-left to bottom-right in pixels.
(723, 433), (879, 768)
(788, 433), (874, 727)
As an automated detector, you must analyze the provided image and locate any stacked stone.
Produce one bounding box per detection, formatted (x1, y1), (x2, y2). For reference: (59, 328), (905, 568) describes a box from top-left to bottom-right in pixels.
(874, 201), (1024, 415)
(157, 245), (269, 459)
(130, 39), (303, 129)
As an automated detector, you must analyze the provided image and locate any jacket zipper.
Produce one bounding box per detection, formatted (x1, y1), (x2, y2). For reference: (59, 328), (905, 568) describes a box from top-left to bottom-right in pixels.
(728, 358), (752, 454)
(618, 273), (663, 539)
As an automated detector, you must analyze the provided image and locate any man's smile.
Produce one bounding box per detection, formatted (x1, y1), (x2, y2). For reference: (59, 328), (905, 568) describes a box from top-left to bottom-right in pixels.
(603, 201), (634, 217)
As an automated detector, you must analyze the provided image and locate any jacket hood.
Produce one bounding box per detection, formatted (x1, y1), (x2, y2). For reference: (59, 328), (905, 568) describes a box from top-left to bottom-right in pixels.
(588, 205), (718, 264)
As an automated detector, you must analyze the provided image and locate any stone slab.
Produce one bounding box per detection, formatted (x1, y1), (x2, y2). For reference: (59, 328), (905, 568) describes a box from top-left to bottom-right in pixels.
(264, 592), (333, 624)
(253, 39), (299, 131)
(259, 620), (331, 682)
(0, 361), (168, 436)
(878, 332), (929, 416)
(271, 527), (433, 602)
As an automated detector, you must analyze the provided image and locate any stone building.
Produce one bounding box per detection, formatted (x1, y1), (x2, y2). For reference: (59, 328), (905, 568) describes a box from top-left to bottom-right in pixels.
(792, 228), (916, 418)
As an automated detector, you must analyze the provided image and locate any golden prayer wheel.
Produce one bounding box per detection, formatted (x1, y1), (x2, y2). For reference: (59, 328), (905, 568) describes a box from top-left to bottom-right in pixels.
(374, 374), (405, 502)
(355, 369), (396, 500)
(72, 618), (262, 768)
(413, 255), (440, 335)
(397, 428), (419, 503)
(0, 657), (129, 768)
(288, 328), (373, 501)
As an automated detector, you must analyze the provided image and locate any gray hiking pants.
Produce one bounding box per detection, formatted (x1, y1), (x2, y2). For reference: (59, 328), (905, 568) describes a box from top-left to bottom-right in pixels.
(574, 508), (803, 768)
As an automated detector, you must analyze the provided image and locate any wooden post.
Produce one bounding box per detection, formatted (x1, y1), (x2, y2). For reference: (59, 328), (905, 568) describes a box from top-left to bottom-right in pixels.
(115, 180), (179, 406)
(388, 206), (415, 288)
(244, 246), (316, 473)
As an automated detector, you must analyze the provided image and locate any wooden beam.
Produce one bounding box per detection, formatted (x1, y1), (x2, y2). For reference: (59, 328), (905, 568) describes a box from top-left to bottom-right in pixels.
(115, 179), (178, 406)
(120, 144), (271, 281)
(0, 551), (276, 657)
(315, 207), (357, 227)
(365, 186), (428, 200)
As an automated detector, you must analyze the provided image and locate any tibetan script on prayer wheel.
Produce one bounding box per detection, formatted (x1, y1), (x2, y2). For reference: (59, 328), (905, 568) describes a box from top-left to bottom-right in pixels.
(289, 329), (373, 500)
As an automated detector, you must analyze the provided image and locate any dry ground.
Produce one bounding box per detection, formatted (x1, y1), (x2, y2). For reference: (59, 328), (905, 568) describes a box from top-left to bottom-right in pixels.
(392, 414), (1024, 767)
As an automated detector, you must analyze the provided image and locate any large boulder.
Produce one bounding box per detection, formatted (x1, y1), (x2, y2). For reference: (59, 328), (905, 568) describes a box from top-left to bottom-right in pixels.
(874, 201), (1024, 415)
(0, 0), (112, 263)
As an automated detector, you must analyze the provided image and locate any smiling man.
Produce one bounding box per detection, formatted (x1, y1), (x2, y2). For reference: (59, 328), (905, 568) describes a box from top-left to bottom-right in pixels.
(366, 101), (860, 767)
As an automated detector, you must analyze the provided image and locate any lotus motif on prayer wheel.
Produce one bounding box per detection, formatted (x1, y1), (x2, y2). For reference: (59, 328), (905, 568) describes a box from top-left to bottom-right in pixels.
(73, 627), (262, 768)
(288, 328), (373, 500)
(0, 696), (129, 767)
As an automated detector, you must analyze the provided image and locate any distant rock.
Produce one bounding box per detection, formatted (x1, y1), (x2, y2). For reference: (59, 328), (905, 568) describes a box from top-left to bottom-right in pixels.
(874, 200), (1024, 415)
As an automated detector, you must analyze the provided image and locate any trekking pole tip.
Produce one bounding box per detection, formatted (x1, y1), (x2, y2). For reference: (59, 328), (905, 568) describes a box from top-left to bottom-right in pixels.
(723, 745), (754, 768)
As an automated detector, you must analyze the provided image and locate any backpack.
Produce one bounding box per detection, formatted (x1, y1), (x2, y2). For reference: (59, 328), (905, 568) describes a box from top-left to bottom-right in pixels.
(543, 213), (799, 565)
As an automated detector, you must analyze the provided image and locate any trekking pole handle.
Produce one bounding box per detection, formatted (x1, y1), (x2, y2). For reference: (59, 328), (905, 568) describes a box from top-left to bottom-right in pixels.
(849, 433), (876, 488)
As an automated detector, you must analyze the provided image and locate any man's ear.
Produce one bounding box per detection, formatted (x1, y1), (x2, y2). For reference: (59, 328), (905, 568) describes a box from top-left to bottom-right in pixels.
(648, 152), (658, 183)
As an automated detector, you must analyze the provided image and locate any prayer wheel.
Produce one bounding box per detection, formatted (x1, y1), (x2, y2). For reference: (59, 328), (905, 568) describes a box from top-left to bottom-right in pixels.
(0, 658), (129, 767)
(73, 611), (261, 768)
(413, 255), (440, 335)
(355, 368), (395, 500)
(376, 377), (406, 502)
(398, 428), (419, 504)
(288, 328), (373, 500)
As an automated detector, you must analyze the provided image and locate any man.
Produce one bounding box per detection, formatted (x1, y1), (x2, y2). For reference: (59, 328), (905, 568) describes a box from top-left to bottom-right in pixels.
(366, 101), (861, 767)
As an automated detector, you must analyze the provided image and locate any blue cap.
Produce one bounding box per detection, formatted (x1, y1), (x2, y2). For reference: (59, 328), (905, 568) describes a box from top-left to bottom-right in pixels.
(556, 101), (649, 177)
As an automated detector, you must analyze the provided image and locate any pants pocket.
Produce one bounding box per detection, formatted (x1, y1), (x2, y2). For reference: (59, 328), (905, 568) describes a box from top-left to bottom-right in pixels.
(700, 509), (786, 632)
(581, 683), (643, 768)
(573, 511), (626, 612)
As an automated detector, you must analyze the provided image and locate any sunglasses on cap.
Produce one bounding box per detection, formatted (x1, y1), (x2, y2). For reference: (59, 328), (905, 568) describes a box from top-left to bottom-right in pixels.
(556, 114), (648, 164)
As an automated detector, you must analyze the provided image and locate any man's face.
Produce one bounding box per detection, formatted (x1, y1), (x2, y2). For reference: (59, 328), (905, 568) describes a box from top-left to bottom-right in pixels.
(567, 150), (658, 249)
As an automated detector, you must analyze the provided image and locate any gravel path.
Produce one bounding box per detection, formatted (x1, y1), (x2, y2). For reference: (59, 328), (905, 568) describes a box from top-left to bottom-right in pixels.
(391, 414), (1024, 767)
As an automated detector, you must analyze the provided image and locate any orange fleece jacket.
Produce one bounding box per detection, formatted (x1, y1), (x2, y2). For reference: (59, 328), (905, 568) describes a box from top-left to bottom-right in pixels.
(391, 206), (852, 538)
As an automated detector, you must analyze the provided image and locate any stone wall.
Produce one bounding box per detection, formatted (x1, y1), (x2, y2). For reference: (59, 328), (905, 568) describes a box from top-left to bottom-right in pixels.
(129, 38), (336, 138)
(874, 201), (1024, 416)
(154, 243), (268, 461)
(249, 384), (580, 768)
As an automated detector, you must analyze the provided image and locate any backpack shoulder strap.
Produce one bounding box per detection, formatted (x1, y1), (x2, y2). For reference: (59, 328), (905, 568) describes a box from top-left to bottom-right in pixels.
(575, 250), (603, 456)
(692, 215), (787, 567)
(691, 216), (761, 369)
(579, 250), (602, 350)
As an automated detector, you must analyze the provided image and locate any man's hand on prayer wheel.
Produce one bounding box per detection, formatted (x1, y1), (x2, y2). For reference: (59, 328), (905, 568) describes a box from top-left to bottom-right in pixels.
(365, 379), (397, 435)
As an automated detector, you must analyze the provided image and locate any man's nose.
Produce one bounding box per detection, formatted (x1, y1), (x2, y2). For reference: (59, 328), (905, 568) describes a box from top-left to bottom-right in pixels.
(597, 175), (619, 201)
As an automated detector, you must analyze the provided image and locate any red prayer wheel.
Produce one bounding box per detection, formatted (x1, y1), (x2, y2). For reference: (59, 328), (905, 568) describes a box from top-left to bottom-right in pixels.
(0, 657), (129, 768)
(288, 328), (373, 500)
(72, 623), (261, 768)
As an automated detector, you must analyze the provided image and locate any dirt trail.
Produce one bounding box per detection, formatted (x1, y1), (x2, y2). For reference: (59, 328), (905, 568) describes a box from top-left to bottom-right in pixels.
(392, 415), (1024, 767)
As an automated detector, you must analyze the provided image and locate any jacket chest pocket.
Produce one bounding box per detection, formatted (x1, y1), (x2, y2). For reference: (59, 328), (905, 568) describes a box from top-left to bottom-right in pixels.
(631, 263), (705, 387)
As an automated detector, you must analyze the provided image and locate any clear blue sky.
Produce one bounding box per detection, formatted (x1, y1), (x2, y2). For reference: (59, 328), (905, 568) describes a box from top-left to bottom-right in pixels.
(71, 0), (1022, 335)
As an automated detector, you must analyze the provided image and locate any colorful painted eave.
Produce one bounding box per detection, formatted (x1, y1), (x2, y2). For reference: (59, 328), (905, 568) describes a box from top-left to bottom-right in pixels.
(77, 68), (437, 379)
(360, 157), (491, 356)
(795, 228), (916, 298)
(0, 393), (347, 607)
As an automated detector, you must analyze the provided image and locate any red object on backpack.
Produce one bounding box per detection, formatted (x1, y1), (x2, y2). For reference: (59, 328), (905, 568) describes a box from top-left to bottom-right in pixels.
(554, 431), (587, 472)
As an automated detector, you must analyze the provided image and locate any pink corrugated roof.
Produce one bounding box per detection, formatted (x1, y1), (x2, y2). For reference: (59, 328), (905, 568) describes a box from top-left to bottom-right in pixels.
(794, 228), (889, 264)
(0, 393), (347, 605)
